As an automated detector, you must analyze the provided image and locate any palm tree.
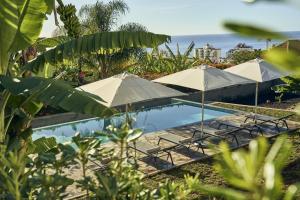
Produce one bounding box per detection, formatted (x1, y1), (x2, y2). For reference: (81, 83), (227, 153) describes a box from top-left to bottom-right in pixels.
(79, 0), (129, 34)
(77, 1), (150, 79)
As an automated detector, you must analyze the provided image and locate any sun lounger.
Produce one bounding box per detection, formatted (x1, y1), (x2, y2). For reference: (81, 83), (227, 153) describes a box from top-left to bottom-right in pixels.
(157, 132), (206, 154)
(244, 113), (294, 130)
(214, 120), (263, 136)
(191, 126), (240, 146)
(128, 141), (174, 165)
(88, 157), (112, 171)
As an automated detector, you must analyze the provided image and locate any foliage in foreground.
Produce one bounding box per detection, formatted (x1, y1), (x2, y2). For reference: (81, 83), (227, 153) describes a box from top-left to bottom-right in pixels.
(188, 135), (299, 200)
(0, 122), (299, 199)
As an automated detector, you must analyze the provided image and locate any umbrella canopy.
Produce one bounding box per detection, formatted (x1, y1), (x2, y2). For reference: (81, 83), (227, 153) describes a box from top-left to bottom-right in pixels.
(154, 65), (253, 134)
(225, 58), (289, 117)
(77, 72), (186, 107)
(154, 65), (253, 91)
(224, 58), (288, 83)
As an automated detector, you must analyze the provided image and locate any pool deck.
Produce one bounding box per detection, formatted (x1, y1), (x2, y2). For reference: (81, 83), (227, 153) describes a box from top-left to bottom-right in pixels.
(123, 113), (300, 174)
(63, 109), (300, 199)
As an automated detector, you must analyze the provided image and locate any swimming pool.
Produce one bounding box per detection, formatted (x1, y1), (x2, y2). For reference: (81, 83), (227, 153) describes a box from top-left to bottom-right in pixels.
(32, 101), (234, 144)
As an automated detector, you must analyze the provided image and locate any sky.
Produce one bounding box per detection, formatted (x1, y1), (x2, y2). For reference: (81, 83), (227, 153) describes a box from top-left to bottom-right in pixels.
(41, 0), (300, 37)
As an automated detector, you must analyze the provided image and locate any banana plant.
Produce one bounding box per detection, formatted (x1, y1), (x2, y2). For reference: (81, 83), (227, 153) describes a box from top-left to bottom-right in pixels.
(0, 75), (114, 150)
(165, 42), (197, 72)
(0, 0), (170, 154)
(133, 48), (168, 74)
(56, 0), (81, 38)
(22, 31), (171, 76)
(0, 0), (54, 153)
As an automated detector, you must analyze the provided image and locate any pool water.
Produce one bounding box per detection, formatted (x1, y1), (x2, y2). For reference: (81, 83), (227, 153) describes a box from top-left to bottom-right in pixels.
(32, 102), (233, 144)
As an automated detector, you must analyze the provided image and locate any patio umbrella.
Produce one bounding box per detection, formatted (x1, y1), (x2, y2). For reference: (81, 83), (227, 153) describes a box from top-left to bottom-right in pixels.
(77, 72), (186, 109)
(225, 58), (289, 118)
(154, 65), (253, 134)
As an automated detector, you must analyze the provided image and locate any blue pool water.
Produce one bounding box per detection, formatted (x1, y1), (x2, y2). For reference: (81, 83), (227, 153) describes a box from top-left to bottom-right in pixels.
(32, 102), (233, 144)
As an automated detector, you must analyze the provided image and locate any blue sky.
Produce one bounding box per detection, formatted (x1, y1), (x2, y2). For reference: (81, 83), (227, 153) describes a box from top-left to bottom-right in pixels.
(41, 0), (300, 37)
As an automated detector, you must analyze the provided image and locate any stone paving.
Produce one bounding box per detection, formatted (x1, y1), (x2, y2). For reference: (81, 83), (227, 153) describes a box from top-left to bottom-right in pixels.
(65, 111), (300, 198)
(124, 113), (299, 174)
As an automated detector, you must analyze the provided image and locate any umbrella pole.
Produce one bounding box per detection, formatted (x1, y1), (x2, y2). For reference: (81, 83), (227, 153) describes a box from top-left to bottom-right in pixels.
(201, 91), (205, 137)
(254, 82), (259, 123)
(125, 104), (130, 127)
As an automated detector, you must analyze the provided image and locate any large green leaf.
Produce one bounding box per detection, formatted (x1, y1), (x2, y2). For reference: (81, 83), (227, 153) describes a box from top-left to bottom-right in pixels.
(22, 31), (171, 74)
(0, 0), (54, 74)
(0, 76), (114, 118)
(263, 49), (300, 72)
(7, 95), (44, 118)
(224, 22), (286, 39)
(29, 137), (58, 154)
(35, 36), (72, 52)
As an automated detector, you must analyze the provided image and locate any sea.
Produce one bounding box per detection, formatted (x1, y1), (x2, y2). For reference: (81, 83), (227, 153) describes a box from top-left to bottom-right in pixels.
(160, 31), (300, 57)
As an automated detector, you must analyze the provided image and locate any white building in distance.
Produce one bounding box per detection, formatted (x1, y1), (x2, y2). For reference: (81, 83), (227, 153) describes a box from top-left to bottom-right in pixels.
(194, 43), (221, 63)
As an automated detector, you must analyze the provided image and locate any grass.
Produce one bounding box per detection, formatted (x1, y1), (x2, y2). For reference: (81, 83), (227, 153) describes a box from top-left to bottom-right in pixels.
(144, 103), (300, 199)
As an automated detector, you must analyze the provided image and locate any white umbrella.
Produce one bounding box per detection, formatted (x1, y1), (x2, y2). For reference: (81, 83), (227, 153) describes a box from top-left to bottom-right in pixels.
(154, 65), (253, 134)
(77, 72), (186, 108)
(225, 58), (289, 118)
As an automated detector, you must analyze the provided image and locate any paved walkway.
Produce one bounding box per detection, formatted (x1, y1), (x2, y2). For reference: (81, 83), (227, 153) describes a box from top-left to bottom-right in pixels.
(65, 111), (299, 199)
(124, 113), (299, 174)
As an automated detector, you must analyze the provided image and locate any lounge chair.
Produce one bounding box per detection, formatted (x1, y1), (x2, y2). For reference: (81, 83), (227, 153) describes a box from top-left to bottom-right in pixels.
(128, 141), (174, 165)
(191, 126), (240, 146)
(213, 120), (263, 136)
(88, 148), (114, 171)
(157, 132), (206, 154)
(158, 125), (240, 152)
(244, 113), (294, 131)
(89, 157), (112, 171)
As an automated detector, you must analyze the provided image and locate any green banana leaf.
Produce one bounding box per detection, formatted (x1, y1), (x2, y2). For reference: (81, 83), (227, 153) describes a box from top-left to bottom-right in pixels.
(0, 75), (114, 118)
(30, 137), (58, 154)
(0, 0), (54, 74)
(35, 36), (72, 52)
(224, 22), (286, 39)
(22, 31), (171, 74)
